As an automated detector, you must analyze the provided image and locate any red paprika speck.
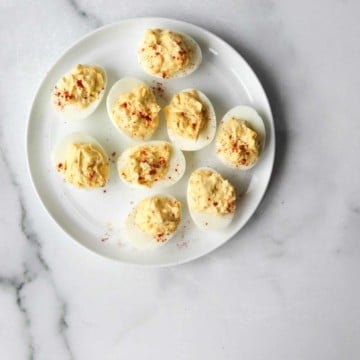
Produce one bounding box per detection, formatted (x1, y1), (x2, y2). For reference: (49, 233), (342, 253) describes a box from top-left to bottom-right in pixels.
(158, 157), (166, 166)
(156, 233), (164, 241)
(76, 79), (84, 88)
(140, 112), (152, 122)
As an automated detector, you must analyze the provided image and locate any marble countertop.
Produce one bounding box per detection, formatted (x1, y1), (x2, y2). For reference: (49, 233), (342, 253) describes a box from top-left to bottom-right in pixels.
(1, 0), (360, 359)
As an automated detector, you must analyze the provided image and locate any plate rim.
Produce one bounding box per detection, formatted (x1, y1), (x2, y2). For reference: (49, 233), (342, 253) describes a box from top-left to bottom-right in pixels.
(26, 17), (275, 267)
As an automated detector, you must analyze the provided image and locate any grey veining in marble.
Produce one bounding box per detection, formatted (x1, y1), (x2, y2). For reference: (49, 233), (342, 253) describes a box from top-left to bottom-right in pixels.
(0, 147), (73, 359)
(66, 0), (103, 28)
(1, 0), (360, 359)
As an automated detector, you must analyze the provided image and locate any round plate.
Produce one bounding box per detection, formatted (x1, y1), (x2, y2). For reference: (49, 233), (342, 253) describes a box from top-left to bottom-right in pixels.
(27, 18), (275, 266)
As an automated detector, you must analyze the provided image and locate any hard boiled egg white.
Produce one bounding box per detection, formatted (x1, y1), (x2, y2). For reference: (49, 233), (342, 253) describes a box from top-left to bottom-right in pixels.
(189, 210), (234, 232)
(52, 132), (107, 169)
(166, 89), (216, 151)
(216, 105), (266, 170)
(125, 195), (181, 250)
(51, 65), (107, 121)
(106, 77), (156, 141)
(138, 29), (202, 79)
(187, 167), (235, 231)
(117, 141), (186, 190)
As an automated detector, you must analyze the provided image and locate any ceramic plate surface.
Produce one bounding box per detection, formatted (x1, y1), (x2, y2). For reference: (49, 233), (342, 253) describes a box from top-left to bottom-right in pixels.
(27, 18), (275, 266)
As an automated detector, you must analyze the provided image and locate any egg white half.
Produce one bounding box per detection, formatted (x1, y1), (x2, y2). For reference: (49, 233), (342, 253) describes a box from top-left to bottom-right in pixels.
(125, 195), (180, 250)
(52, 132), (107, 168)
(187, 167), (236, 231)
(51, 65), (107, 121)
(117, 140), (186, 190)
(106, 77), (158, 141)
(216, 105), (266, 170)
(137, 30), (202, 79)
(166, 89), (216, 151)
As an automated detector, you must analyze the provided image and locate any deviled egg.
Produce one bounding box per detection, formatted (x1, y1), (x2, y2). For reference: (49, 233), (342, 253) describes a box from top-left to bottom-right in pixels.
(51, 64), (106, 120)
(125, 195), (182, 250)
(187, 167), (236, 231)
(117, 141), (186, 189)
(138, 29), (202, 79)
(107, 77), (161, 141)
(53, 132), (109, 189)
(216, 105), (266, 169)
(163, 89), (216, 151)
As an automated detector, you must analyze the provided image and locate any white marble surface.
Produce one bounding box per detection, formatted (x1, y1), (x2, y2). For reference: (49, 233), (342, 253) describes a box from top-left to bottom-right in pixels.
(1, 0), (360, 358)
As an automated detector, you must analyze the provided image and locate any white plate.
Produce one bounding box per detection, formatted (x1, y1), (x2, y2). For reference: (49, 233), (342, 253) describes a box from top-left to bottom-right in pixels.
(27, 18), (275, 266)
